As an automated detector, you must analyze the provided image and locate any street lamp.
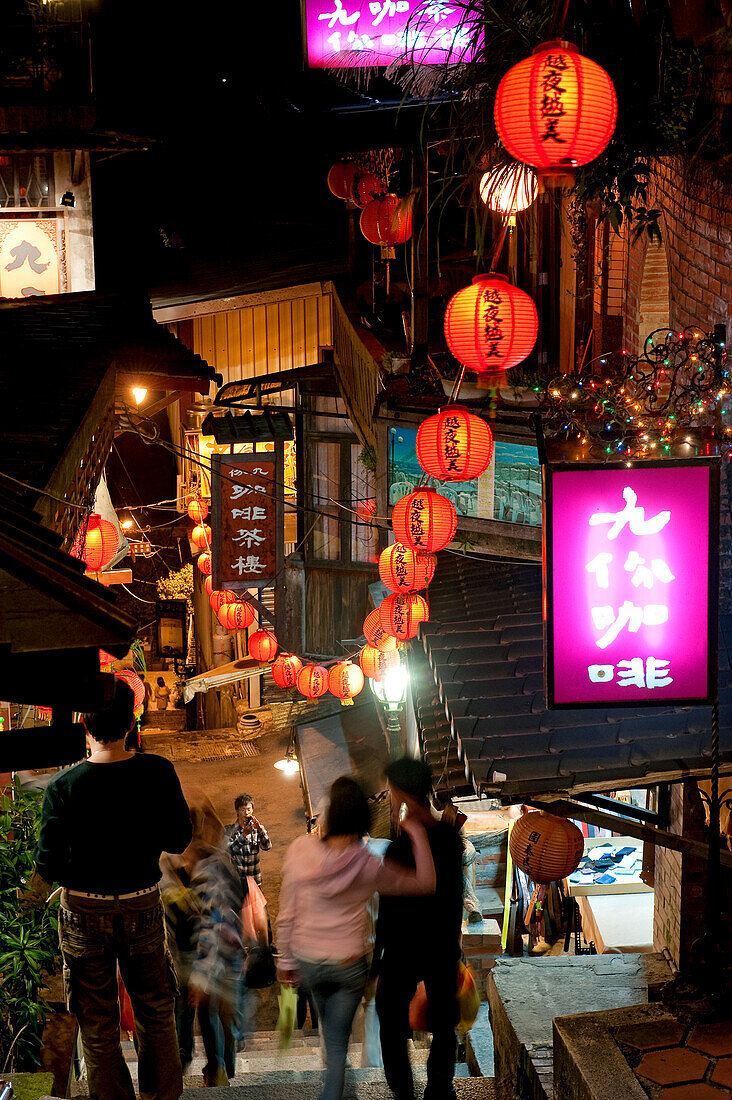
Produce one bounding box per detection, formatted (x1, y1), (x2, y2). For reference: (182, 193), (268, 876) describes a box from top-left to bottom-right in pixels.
(371, 664), (408, 749)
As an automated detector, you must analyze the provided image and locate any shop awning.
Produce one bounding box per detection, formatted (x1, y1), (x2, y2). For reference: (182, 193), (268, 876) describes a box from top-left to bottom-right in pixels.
(183, 658), (267, 702)
(414, 548), (732, 802)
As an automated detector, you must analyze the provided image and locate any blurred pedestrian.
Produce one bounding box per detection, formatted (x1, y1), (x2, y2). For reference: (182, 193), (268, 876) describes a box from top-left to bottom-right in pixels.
(27, 679), (192, 1100)
(187, 799), (245, 1087)
(374, 758), (464, 1100)
(276, 776), (436, 1100)
(226, 792), (271, 889)
(155, 676), (171, 711)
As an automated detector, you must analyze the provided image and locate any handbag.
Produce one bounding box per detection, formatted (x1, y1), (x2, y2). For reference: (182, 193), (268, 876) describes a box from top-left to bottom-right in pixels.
(276, 984), (298, 1051)
(407, 962), (479, 1035)
(245, 943), (277, 988)
(241, 876), (268, 946)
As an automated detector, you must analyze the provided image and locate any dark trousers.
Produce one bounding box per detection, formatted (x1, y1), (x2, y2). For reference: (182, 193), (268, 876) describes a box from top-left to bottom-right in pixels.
(59, 890), (182, 1100)
(376, 956), (459, 1100)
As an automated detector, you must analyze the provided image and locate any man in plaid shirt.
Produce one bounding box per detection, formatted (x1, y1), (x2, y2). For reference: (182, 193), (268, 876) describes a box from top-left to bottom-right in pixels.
(226, 792), (272, 888)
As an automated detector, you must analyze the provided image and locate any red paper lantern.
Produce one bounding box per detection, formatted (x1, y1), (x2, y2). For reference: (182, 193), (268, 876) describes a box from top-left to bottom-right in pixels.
(115, 669), (145, 713)
(99, 649), (116, 668)
(210, 589), (238, 614)
(444, 274), (537, 374)
(272, 654), (303, 689)
(191, 524), (211, 551)
(363, 608), (399, 652)
(187, 498), (209, 523)
(416, 406), (494, 482)
(509, 810), (584, 883)
(329, 660), (365, 700)
(359, 645), (399, 681)
(360, 194), (412, 246)
(379, 543), (434, 593)
(248, 630), (278, 663)
(494, 41), (617, 183)
(355, 498), (377, 522)
(203, 575), (214, 597)
(218, 601), (255, 631)
(297, 664), (329, 698)
(327, 161), (357, 200)
(353, 172), (382, 207)
(379, 593), (429, 641)
(392, 488), (457, 553)
(73, 513), (119, 572)
(479, 163), (538, 215)
(197, 551), (212, 575)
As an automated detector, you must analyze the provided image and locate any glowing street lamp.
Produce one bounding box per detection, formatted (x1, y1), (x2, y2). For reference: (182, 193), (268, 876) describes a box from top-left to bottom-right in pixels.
(371, 664), (408, 748)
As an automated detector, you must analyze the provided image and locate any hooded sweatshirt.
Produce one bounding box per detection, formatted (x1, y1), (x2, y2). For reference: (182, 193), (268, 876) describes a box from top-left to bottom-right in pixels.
(277, 833), (384, 968)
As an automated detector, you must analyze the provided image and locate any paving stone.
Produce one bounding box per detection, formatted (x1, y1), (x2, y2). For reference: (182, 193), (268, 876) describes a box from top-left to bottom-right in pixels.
(711, 1055), (732, 1089)
(658, 1085), (729, 1099)
(687, 1021), (732, 1057)
(615, 1019), (687, 1051)
(636, 1048), (710, 1086)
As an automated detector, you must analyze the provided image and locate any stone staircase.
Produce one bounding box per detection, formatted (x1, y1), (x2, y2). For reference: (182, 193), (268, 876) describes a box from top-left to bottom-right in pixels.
(67, 1028), (493, 1099)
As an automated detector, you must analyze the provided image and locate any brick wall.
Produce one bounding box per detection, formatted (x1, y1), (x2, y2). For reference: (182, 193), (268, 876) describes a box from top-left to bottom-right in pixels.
(472, 829), (508, 889)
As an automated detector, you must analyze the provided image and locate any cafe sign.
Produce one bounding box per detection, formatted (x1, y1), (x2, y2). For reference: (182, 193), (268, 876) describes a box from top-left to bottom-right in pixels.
(211, 454), (279, 591)
(0, 217), (63, 298)
(544, 460), (718, 708)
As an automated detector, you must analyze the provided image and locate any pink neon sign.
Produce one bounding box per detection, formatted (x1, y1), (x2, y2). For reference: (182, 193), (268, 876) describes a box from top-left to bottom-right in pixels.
(545, 462), (717, 707)
(304, 1), (475, 69)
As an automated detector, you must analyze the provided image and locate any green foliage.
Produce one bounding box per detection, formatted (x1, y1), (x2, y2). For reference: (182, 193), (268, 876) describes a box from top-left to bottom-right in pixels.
(358, 445), (377, 473)
(157, 563), (194, 611)
(0, 781), (60, 1071)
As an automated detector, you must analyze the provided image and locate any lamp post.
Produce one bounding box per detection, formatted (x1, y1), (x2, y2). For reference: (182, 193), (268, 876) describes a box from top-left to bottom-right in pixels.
(370, 665), (408, 755)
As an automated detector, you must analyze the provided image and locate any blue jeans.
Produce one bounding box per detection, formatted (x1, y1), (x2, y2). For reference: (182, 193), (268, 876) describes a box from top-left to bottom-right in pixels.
(297, 956), (369, 1100)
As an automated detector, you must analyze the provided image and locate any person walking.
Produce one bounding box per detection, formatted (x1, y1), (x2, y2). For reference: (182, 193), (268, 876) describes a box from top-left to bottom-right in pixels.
(276, 776), (436, 1100)
(226, 792), (271, 889)
(374, 758), (464, 1100)
(27, 679), (192, 1100)
(155, 676), (171, 711)
(187, 798), (244, 1087)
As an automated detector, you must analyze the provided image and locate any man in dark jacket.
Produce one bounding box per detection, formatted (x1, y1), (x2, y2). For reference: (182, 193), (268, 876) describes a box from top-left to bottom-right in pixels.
(29, 679), (192, 1100)
(374, 758), (464, 1100)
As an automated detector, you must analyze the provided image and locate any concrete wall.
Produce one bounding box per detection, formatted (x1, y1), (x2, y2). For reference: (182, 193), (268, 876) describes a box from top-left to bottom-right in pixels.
(53, 151), (95, 292)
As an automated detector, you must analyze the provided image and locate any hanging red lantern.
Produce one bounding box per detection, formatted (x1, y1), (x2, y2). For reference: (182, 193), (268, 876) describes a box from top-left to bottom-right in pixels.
(355, 498), (377, 522)
(329, 660), (365, 701)
(197, 551), (212, 575)
(114, 669), (145, 714)
(191, 524), (212, 551)
(392, 488), (457, 553)
(297, 664), (329, 698)
(360, 194), (412, 246)
(99, 649), (116, 668)
(187, 498), (209, 523)
(327, 161), (357, 200)
(73, 513), (120, 572)
(203, 575), (214, 598)
(210, 589), (238, 614)
(363, 608), (399, 652)
(218, 601), (255, 631)
(509, 809), (584, 883)
(479, 163), (538, 215)
(359, 645), (399, 681)
(494, 41), (617, 184)
(416, 406), (494, 482)
(444, 274), (537, 374)
(248, 630), (278, 663)
(272, 654), (303, 689)
(353, 172), (382, 208)
(378, 543), (434, 593)
(379, 593), (429, 640)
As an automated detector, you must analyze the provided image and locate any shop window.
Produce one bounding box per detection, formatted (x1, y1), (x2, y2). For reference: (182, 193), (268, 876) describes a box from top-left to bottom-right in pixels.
(312, 441), (342, 560)
(351, 443), (378, 563)
(0, 155), (54, 208)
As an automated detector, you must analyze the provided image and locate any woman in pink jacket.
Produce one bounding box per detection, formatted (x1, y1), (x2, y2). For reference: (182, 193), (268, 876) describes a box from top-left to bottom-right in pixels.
(276, 776), (435, 1100)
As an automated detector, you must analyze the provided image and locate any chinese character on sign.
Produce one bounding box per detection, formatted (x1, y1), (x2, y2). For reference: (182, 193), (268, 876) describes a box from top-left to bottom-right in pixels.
(212, 454), (277, 590)
(589, 487), (670, 540)
(232, 528), (266, 548)
(0, 219), (61, 298)
(587, 658), (673, 689)
(232, 555), (266, 575)
(318, 0), (360, 27)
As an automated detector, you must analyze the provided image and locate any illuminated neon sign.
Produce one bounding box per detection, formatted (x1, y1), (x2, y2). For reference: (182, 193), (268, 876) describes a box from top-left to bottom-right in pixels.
(544, 461), (718, 707)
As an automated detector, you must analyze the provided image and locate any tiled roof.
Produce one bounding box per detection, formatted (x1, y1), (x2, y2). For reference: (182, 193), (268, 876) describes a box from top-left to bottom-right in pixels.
(416, 534), (732, 800)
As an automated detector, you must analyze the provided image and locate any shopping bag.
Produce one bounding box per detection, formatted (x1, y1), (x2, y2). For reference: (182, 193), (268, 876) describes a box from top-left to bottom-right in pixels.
(276, 983), (298, 1051)
(407, 962), (479, 1036)
(241, 876), (268, 946)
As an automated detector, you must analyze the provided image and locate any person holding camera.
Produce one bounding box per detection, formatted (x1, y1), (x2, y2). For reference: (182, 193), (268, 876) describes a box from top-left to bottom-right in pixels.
(226, 792), (271, 890)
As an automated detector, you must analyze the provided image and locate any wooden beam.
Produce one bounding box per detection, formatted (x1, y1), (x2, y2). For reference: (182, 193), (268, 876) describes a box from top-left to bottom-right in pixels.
(526, 797), (732, 870)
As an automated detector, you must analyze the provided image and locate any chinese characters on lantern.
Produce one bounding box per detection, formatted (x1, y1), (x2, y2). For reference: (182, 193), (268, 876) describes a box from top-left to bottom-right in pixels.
(539, 53), (569, 145)
(305, 0), (473, 67)
(482, 285), (504, 361)
(211, 455), (277, 591)
(546, 463), (716, 707)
